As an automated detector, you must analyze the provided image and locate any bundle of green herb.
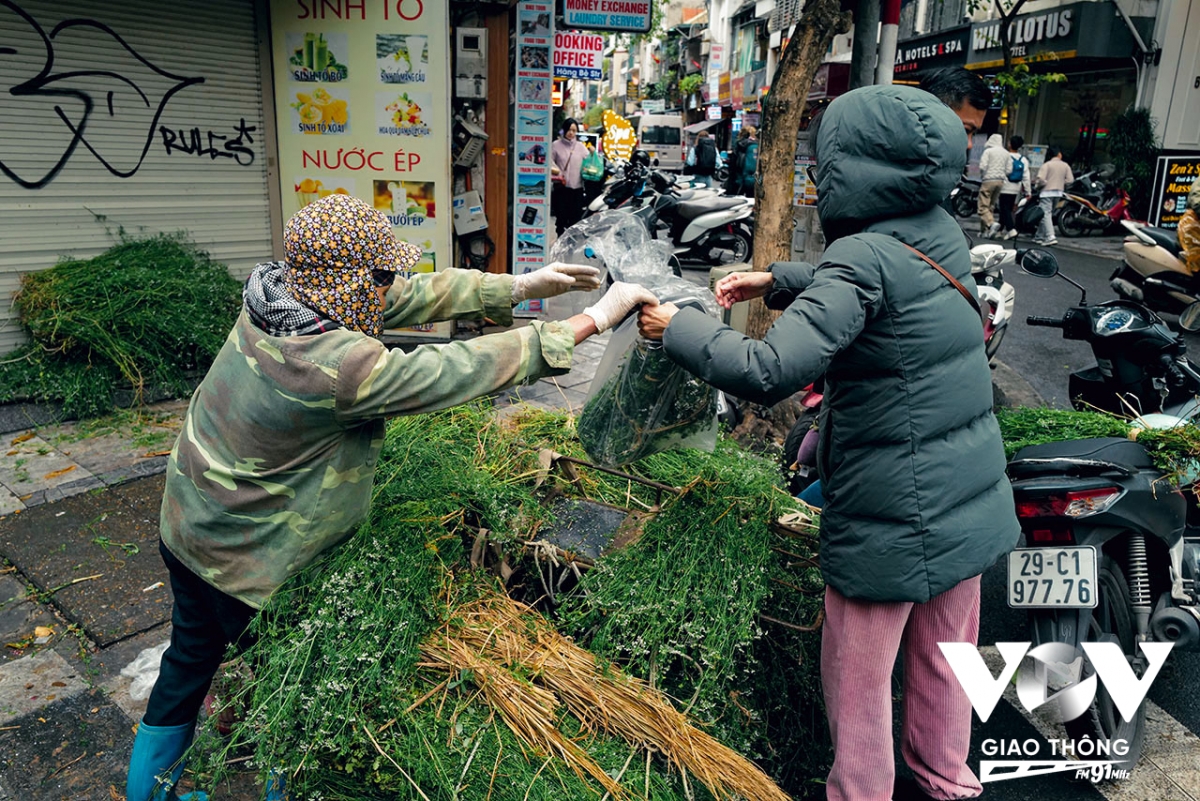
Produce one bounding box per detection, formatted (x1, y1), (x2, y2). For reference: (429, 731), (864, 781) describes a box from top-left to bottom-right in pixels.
(191, 402), (829, 799)
(2, 234), (241, 417)
(577, 327), (718, 466)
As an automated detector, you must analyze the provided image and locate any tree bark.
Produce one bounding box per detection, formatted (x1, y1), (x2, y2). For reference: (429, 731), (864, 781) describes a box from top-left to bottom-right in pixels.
(746, 0), (852, 340)
(995, 0), (1031, 136)
(723, 0), (850, 450)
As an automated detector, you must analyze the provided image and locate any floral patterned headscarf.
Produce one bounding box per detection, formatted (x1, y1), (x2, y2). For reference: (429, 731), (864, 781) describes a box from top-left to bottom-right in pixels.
(283, 194), (422, 336)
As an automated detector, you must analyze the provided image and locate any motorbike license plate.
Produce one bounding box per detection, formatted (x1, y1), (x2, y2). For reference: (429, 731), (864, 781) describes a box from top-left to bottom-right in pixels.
(1006, 547), (1098, 609)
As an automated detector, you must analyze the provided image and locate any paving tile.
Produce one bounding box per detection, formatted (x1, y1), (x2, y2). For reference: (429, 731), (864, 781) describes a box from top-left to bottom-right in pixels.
(0, 435), (96, 503)
(0, 649), (87, 725)
(0, 483), (173, 647)
(0, 688), (132, 800)
(0, 486), (21, 518)
(0, 575), (63, 669)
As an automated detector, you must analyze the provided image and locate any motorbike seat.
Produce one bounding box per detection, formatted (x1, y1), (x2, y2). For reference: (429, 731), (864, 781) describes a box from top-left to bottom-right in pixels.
(1009, 437), (1155, 478)
(1138, 226), (1184, 257)
(676, 196), (747, 219)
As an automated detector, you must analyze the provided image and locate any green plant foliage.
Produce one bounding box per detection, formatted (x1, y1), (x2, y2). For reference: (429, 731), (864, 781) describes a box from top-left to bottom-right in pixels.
(193, 402), (828, 799)
(996, 407), (1200, 485)
(678, 74), (705, 97)
(994, 61), (1066, 110)
(1108, 107), (1160, 221)
(0, 234), (241, 418)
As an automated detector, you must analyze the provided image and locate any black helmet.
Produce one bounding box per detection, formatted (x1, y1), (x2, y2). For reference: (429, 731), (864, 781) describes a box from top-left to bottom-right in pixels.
(630, 149), (651, 167)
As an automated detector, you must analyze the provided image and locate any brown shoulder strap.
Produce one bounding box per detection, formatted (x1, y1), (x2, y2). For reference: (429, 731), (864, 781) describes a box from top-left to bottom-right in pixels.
(902, 243), (981, 315)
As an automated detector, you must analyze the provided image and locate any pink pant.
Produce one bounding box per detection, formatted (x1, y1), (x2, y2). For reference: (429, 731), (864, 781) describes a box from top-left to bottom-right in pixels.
(821, 576), (983, 801)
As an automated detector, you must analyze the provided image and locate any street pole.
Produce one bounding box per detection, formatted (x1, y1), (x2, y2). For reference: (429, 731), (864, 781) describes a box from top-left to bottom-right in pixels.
(875, 0), (900, 85)
(849, 0), (880, 89)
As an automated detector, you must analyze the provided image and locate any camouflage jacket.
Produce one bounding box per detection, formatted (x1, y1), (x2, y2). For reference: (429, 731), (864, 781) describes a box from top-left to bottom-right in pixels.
(161, 268), (574, 608)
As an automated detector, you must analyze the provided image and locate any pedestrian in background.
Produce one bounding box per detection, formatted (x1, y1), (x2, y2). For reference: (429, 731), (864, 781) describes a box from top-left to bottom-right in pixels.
(638, 85), (1018, 801)
(725, 125), (757, 197)
(1034, 147), (1074, 246)
(125, 194), (656, 801)
(999, 136), (1031, 240)
(976, 133), (1008, 236)
(685, 130), (722, 188)
(551, 117), (588, 235)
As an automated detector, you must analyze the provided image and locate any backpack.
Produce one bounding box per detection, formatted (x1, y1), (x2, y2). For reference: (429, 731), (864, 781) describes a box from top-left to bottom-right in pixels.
(694, 139), (716, 175)
(581, 150), (605, 182)
(1007, 155), (1025, 183)
(742, 142), (758, 180)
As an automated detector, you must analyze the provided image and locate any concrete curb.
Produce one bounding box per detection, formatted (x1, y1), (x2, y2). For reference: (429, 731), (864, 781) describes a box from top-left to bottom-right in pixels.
(992, 358), (1045, 409)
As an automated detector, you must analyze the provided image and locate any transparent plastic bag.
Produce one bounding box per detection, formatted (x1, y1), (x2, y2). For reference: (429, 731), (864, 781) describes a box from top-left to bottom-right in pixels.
(120, 640), (170, 700)
(545, 211), (655, 318)
(577, 290), (720, 467)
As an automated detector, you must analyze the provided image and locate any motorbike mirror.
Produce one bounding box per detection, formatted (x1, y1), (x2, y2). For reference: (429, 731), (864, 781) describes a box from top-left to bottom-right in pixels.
(1018, 248), (1059, 278)
(1180, 302), (1200, 333)
(652, 157), (659, 167)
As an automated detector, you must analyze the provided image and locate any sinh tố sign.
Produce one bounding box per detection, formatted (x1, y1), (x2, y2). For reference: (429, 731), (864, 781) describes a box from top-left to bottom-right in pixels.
(560, 0), (652, 33)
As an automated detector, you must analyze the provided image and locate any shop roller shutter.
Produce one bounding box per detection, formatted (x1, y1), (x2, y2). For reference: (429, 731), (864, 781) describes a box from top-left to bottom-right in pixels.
(0, 0), (274, 355)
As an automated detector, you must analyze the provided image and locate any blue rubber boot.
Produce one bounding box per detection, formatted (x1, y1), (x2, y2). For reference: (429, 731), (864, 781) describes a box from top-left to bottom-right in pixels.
(126, 719), (209, 801)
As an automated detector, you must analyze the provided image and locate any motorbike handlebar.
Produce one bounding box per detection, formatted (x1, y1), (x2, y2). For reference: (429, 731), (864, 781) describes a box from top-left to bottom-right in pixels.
(1026, 315), (1066, 328)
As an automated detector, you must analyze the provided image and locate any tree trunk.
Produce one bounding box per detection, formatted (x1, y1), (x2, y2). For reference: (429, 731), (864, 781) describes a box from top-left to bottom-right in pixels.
(995, 0), (1030, 136)
(724, 0), (850, 450)
(746, 0), (852, 340)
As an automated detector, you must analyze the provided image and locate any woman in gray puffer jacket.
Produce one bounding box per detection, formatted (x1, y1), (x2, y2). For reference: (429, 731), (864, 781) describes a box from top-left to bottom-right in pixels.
(638, 85), (1019, 801)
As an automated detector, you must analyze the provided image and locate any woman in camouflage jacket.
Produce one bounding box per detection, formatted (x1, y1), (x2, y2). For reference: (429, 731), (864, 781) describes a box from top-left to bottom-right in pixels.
(126, 194), (655, 801)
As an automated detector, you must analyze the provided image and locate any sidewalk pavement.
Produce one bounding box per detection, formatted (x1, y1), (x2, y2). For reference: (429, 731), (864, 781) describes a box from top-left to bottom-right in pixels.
(956, 213), (1125, 262)
(0, 330), (611, 800)
(0, 297), (1042, 798)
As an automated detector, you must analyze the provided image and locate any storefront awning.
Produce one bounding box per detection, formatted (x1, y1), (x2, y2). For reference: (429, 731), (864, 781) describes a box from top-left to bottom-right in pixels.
(684, 119), (721, 134)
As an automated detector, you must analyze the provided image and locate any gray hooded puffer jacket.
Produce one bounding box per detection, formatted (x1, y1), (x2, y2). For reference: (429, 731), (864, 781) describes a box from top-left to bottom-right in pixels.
(662, 85), (1020, 602)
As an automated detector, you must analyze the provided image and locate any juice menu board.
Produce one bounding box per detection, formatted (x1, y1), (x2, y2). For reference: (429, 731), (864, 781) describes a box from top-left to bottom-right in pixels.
(271, 0), (451, 338)
(512, 0), (554, 317)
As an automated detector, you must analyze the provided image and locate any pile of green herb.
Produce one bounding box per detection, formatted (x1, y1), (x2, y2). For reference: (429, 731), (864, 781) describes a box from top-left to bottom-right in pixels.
(193, 402), (828, 800)
(0, 234), (241, 418)
(577, 338), (718, 466)
(997, 406), (1200, 484)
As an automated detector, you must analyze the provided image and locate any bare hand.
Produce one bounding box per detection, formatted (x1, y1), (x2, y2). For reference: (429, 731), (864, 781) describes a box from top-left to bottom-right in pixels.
(638, 302), (679, 340)
(714, 271), (774, 309)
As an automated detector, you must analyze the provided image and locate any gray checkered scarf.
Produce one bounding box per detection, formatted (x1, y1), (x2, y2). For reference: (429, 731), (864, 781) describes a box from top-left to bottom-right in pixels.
(243, 261), (339, 337)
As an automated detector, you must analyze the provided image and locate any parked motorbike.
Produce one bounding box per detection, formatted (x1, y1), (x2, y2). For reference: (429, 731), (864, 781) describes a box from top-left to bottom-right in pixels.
(969, 243), (1017, 362)
(1062, 164), (1117, 209)
(951, 175), (981, 219)
(1058, 187), (1137, 237)
(1110, 220), (1195, 317)
(644, 169), (754, 264)
(1006, 187), (1047, 239)
(1010, 249), (1200, 769)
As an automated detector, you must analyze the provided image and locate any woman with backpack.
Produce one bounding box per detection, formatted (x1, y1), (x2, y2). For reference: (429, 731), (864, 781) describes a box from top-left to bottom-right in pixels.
(724, 126), (757, 197)
(685, 130), (722, 188)
(999, 136), (1031, 240)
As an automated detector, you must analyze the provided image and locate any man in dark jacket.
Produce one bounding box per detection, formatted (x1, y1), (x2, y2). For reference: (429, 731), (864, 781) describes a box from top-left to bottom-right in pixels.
(639, 85), (1019, 801)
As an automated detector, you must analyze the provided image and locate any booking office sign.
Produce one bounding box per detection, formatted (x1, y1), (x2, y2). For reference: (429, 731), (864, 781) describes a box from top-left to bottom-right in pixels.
(938, 640), (1174, 783)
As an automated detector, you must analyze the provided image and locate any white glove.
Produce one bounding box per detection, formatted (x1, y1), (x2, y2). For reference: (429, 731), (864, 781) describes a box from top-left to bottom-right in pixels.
(582, 282), (659, 333)
(511, 262), (603, 302)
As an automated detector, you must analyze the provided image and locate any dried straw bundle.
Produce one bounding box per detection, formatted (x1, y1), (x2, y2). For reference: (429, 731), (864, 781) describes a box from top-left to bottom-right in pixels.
(425, 591), (792, 801)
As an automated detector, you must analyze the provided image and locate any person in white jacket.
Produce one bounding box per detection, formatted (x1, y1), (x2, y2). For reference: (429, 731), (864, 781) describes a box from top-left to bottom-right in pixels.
(976, 133), (1009, 235)
(999, 135), (1032, 240)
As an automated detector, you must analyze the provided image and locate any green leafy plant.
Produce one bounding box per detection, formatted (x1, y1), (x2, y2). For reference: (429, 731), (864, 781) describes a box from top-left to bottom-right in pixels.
(679, 73), (705, 97)
(0, 234), (241, 419)
(1108, 107), (1160, 221)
